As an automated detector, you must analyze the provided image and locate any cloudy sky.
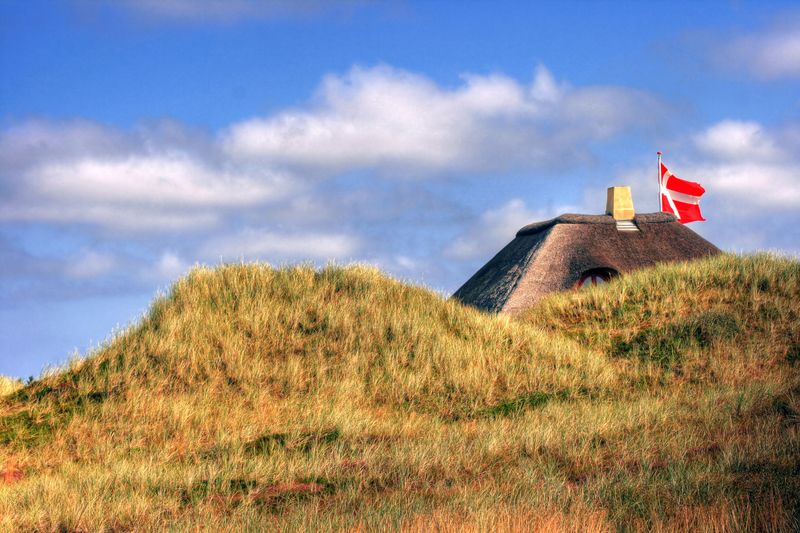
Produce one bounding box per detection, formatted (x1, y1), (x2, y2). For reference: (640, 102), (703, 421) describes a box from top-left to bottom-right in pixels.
(2, 1), (800, 378)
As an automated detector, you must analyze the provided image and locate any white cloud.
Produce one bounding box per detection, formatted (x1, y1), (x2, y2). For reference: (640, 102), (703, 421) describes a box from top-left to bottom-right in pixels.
(0, 119), (128, 172)
(201, 228), (361, 261)
(33, 155), (278, 207)
(716, 22), (800, 79)
(125, 0), (268, 20)
(0, 120), (293, 232)
(1, 65), (666, 239)
(394, 255), (417, 271)
(223, 65), (665, 176)
(96, 0), (365, 23)
(693, 120), (783, 161)
(64, 250), (118, 279)
(154, 251), (190, 280)
(445, 199), (554, 260)
(689, 120), (800, 211)
(690, 162), (800, 211)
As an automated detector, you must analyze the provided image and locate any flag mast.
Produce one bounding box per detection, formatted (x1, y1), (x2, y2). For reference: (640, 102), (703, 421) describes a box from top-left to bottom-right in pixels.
(656, 151), (662, 213)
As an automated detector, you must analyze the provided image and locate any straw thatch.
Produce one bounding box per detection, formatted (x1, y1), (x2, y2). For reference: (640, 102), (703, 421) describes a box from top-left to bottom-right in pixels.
(453, 212), (720, 315)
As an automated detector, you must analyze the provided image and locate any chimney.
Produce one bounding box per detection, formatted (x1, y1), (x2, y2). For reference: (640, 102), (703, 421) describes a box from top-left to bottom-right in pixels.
(606, 186), (635, 220)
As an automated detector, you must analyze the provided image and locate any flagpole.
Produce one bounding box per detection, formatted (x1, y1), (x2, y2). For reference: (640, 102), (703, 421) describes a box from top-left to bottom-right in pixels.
(656, 151), (662, 213)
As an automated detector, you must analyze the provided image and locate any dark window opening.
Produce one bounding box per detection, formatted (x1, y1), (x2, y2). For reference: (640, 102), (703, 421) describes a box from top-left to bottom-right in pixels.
(576, 268), (618, 289)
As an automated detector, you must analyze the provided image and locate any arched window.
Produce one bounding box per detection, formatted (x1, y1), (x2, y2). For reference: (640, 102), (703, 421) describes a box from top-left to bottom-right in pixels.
(576, 268), (618, 289)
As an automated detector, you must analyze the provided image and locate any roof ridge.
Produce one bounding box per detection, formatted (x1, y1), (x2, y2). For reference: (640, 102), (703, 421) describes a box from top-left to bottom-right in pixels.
(516, 212), (676, 236)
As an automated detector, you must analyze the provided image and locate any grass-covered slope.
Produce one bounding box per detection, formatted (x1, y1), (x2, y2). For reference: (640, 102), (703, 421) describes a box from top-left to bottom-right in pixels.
(1, 255), (798, 531)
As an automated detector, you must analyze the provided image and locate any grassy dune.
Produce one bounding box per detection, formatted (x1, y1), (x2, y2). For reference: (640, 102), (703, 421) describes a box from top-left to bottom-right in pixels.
(1, 254), (798, 531)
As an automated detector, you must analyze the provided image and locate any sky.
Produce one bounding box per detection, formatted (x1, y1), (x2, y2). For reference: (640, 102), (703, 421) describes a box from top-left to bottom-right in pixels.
(2, 0), (800, 378)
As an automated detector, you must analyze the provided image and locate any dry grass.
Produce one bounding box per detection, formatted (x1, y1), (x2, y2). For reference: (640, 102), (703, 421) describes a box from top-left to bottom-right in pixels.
(0, 376), (22, 398)
(1, 254), (798, 531)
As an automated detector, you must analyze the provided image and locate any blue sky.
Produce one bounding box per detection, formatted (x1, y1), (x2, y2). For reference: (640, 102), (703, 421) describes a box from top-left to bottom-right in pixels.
(2, 0), (800, 378)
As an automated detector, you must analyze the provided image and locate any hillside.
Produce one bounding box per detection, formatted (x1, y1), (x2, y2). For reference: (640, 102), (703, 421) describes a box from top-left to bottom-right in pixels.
(1, 254), (798, 531)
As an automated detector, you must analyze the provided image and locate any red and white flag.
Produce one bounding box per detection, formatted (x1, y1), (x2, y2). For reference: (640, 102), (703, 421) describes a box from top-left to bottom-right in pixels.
(660, 162), (706, 223)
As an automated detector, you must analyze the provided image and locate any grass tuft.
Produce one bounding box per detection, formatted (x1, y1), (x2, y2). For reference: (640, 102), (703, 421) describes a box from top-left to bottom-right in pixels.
(0, 376), (22, 398)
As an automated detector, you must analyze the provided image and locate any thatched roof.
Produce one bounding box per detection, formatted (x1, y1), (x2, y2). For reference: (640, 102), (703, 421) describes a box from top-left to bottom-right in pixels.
(453, 212), (720, 315)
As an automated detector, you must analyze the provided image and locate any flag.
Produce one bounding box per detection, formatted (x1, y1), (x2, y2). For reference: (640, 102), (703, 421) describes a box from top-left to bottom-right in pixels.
(660, 162), (706, 223)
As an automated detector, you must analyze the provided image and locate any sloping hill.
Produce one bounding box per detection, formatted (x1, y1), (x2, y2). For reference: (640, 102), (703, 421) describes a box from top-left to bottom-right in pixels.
(1, 255), (798, 531)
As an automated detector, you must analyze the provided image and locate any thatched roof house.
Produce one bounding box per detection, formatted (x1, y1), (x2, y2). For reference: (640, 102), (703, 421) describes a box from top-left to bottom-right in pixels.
(453, 187), (720, 315)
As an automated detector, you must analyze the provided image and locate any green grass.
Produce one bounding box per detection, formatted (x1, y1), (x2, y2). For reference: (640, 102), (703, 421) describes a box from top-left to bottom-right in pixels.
(1, 254), (798, 531)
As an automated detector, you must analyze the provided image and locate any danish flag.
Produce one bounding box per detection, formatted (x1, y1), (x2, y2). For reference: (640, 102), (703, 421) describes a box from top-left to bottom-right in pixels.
(660, 161), (706, 223)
